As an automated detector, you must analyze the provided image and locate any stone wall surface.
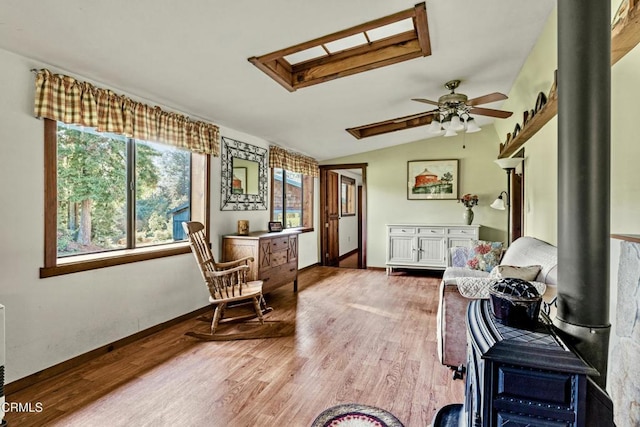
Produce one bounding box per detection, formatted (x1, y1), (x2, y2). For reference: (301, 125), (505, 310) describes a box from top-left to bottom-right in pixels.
(611, 241), (640, 426)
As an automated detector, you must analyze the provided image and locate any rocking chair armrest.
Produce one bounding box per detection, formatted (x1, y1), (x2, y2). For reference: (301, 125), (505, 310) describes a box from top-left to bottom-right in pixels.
(214, 257), (255, 269)
(205, 264), (250, 278)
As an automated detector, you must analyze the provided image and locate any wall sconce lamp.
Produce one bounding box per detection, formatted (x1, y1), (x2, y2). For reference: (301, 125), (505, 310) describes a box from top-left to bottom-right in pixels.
(491, 157), (524, 245)
(490, 191), (508, 210)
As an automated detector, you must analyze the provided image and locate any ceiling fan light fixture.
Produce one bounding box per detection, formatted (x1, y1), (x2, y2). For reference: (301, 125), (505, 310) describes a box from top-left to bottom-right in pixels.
(441, 115), (452, 130)
(450, 115), (464, 131)
(465, 116), (481, 133)
(444, 127), (458, 137)
(429, 119), (443, 134)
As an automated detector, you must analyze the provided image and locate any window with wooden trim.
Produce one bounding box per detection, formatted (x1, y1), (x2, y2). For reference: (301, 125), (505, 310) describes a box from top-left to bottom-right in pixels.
(248, 2), (430, 91)
(341, 176), (356, 216)
(271, 168), (314, 230)
(41, 119), (210, 278)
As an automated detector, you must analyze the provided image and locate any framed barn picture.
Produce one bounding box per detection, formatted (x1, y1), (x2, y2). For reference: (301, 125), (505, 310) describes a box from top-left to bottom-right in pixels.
(407, 159), (459, 200)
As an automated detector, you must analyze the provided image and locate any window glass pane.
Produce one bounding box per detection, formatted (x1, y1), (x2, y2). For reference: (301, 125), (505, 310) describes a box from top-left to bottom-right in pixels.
(135, 140), (191, 247)
(284, 171), (303, 228)
(56, 123), (127, 257)
(273, 168), (284, 224)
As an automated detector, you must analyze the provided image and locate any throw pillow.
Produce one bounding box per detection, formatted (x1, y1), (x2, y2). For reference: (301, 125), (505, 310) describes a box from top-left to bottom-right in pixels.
(450, 246), (471, 268)
(489, 264), (542, 281)
(466, 240), (504, 272)
(457, 277), (547, 299)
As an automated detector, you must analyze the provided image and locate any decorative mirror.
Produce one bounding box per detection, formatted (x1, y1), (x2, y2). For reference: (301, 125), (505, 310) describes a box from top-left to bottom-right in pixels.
(220, 136), (268, 210)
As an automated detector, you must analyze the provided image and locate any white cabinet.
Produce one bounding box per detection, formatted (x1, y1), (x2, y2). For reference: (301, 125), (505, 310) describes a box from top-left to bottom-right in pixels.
(386, 224), (480, 274)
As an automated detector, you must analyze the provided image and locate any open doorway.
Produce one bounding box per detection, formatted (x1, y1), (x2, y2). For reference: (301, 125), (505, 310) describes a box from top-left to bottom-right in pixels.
(319, 163), (367, 269)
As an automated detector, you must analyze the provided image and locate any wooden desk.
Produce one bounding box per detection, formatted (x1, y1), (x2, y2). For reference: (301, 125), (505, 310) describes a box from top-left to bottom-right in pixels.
(222, 229), (299, 293)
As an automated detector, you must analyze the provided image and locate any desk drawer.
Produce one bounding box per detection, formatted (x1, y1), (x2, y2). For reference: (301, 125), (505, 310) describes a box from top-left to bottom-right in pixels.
(261, 262), (297, 293)
(270, 249), (288, 267)
(417, 227), (445, 236)
(389, 226), (416, 235)
(270, 236), (289, 252)
(448, 227), (479, 238)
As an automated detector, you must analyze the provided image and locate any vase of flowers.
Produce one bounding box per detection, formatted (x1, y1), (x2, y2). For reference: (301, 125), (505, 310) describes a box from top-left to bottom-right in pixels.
(459, 194), (479, 225)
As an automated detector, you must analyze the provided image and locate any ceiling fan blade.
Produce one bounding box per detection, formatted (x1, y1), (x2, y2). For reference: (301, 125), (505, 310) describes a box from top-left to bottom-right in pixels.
(469, 107), (513, 119)
(411, 98), (440, 106)
(466, 92), (508, 106)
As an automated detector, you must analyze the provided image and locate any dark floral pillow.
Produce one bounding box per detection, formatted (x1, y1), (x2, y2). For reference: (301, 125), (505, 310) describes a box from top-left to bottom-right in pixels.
(466, 240), (503, 272)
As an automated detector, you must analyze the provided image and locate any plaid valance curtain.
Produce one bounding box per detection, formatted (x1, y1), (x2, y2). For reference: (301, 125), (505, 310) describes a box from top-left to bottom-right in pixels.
(269, 145), (319, 177)
(33, 69), (220, 156)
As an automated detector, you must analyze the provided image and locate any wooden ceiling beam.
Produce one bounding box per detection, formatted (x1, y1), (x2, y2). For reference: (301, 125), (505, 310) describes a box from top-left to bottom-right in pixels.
(347, 113), (434, 139)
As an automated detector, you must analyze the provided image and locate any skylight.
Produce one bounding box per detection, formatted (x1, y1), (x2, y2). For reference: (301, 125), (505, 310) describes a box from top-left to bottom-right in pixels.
(366, 18), (415, 41)
(248, 3), (431, 91)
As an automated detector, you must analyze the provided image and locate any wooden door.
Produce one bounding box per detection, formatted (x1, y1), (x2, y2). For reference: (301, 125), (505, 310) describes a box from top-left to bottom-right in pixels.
(320, 163), (367, 269)
(511, 149), (525, 242)
(325, 171), (340, 266)
(511, 170), (524, 242)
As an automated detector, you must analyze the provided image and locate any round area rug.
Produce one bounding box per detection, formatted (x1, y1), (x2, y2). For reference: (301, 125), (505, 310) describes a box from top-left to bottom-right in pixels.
(311, 403), (404, 427)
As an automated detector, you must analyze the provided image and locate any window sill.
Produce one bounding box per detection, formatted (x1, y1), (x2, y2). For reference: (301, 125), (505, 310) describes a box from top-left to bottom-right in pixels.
(40, 243), (191, 278)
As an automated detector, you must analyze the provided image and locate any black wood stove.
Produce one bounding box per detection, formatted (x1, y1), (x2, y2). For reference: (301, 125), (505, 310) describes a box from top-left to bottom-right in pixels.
(433, 300), (614, 427)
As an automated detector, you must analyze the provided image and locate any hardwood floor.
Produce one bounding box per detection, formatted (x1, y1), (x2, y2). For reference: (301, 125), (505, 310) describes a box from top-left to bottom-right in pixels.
(6, 267), (463, 427)
(338, 251), (359, 268)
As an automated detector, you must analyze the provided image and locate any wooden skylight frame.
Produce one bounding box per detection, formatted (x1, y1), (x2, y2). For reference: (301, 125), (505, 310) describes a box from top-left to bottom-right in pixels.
(346, 111), (435, 139)
(248, 2), (431, 92)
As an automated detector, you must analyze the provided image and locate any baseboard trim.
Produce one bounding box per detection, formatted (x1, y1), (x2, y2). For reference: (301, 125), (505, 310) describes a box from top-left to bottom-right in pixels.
(5, 305), (211, 396)
(299, 262), (320, 272)
(366, 266), (386, 271)
(338, 249), (359, 261)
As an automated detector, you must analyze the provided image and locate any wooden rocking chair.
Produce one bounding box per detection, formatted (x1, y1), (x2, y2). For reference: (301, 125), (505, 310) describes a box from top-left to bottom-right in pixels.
(182, 221), (273, 340)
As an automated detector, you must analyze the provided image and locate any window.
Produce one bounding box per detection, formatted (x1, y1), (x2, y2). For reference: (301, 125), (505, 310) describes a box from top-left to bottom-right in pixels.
(271, 168), (313, 230)
(42, 119), (210, 277)
(341, 176), (356, 216)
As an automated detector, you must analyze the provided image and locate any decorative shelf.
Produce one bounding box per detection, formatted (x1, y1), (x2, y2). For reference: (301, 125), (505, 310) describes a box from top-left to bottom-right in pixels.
(498, 0), (640, 159)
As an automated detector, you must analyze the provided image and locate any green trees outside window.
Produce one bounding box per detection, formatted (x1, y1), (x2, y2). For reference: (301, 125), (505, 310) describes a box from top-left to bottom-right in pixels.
(56, 123), (191, 257)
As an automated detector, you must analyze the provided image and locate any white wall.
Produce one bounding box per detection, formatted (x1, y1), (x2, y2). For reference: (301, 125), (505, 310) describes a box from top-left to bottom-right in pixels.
(0, 48), (319, 384)
(493, 7), (558, 245)
(323, 128), (507, 268)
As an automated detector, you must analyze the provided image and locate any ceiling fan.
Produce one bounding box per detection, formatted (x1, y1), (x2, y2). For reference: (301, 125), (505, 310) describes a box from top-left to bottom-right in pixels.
(346, 79), (513, 139)
(407, 79), (513, 136)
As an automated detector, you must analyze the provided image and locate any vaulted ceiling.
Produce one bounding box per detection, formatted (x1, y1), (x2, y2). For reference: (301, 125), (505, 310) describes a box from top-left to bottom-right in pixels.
(0, 0), (555, 160)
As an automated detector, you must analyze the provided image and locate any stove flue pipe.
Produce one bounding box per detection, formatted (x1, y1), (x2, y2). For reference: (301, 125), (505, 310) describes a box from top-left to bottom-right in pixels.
(555, 0), (611, 389)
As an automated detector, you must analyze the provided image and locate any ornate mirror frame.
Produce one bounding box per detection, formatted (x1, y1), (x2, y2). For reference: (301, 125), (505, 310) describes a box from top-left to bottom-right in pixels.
(220, 136), (268, 211)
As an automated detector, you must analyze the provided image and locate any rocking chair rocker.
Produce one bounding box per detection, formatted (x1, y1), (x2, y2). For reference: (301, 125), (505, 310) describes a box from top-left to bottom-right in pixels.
(182, 221), (273, 340)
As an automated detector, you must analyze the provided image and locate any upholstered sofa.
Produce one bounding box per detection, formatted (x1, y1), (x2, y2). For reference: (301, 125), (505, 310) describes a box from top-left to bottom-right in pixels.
(436, 236), (558, 370)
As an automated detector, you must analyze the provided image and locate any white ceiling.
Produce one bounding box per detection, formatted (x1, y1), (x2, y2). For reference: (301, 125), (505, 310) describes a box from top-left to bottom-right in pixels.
(0, 0), (555, 161)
